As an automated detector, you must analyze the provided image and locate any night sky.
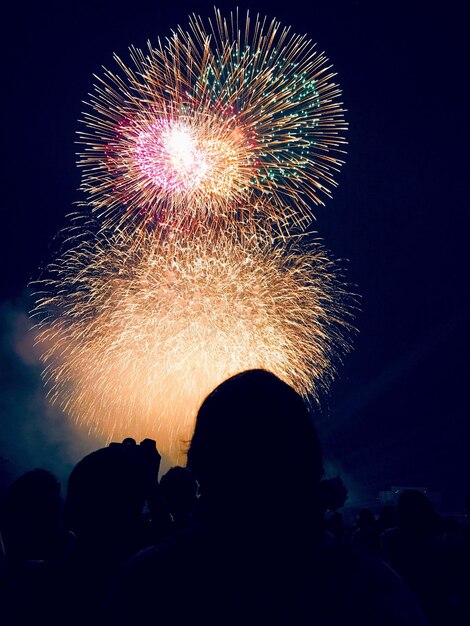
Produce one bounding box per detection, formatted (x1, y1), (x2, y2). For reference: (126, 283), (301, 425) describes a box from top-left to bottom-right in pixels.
(1, 1), (468, 509)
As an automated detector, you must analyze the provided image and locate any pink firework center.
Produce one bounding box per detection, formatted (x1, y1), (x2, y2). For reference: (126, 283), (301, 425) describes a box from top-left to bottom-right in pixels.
(135, 120), (210, 192)
(92, 98), (265, 232)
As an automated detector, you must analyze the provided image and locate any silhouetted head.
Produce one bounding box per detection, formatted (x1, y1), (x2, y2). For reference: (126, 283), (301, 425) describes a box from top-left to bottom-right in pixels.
(397, 489), (437, 533)
(327, 511), (344, 538)
(160, 466), (197, 522)
(2, 469), (62, 560)
(66, 446), (148, 541)
(187, 369), (323, 521)
(4, 469), (61, 518)
(378, 505), (396, 530)
(356, 508), (376, 529)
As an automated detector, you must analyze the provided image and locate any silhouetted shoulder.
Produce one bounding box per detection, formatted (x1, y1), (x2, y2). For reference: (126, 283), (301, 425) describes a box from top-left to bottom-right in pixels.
(105, 526), (428, 626)
(103, 527), (211, 626)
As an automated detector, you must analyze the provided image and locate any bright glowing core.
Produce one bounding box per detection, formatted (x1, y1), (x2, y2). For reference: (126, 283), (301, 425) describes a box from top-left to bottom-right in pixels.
(135, 120), (209, 192)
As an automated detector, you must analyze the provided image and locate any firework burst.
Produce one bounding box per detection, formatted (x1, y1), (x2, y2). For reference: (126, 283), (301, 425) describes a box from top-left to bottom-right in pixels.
(32, 220), (354, 462)
(79, 9), (346, 233)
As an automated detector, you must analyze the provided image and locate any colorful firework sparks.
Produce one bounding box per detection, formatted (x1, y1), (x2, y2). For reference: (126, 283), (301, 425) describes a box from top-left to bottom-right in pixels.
(79, 9), (346, 233)
(134, 120), (209, 193)
(32, 220), (354, 462)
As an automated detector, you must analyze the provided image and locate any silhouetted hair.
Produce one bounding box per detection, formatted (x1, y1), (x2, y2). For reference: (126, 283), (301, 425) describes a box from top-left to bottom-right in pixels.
(188, 369), (323, 509)
(160, 467), (196, 505)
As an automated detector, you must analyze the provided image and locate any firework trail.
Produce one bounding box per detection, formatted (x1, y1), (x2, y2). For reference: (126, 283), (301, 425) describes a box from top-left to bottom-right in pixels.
(79, 9), (346, 234)
(32, 220), (354, 462)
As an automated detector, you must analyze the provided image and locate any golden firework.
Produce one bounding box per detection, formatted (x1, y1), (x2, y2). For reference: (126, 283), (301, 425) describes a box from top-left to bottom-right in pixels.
(33, 220), (354, 462)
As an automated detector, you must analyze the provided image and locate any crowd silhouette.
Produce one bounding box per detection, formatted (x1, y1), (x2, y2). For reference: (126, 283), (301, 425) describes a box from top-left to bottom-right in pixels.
(0, 370), (469, 625)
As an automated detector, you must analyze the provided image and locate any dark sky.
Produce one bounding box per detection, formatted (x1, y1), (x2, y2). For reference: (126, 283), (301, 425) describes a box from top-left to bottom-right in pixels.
(1, 1), (468, 508)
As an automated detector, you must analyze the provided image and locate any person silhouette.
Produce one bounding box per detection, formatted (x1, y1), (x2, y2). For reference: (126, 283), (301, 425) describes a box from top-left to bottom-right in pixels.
(159, 466), (197, 532)
(382, 490), (459, 625)
(62, 439), (161, 626)
(0, 469), (64, 626)
(1, 469), (62, 565)
(104, 370), (427, 626)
